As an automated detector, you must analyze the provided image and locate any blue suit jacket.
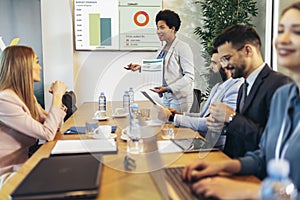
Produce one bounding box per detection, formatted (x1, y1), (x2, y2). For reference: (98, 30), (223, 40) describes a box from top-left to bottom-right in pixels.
(239, 83), (300, 190)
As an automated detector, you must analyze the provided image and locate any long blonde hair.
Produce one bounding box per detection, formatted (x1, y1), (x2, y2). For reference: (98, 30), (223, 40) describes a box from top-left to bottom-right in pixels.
(0, 46), (40, 120)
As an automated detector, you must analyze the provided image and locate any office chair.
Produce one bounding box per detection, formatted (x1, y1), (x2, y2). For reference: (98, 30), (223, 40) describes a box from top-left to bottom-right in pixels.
(62, 91), (77, 122)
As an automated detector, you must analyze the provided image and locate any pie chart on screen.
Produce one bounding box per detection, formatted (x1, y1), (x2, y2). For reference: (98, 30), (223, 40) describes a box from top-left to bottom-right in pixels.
(134, 11), (150, 27)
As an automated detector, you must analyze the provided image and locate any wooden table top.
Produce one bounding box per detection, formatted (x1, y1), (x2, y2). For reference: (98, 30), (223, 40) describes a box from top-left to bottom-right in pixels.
(0, 102), (260, 199)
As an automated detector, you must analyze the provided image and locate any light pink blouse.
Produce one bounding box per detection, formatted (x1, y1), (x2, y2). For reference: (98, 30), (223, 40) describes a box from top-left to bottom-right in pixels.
(0, 90), (65, 176)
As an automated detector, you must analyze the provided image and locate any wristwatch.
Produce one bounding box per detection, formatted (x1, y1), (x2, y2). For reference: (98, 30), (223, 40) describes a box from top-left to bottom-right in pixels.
(228, 112), (236, 123)
(168, 114), (175, 122)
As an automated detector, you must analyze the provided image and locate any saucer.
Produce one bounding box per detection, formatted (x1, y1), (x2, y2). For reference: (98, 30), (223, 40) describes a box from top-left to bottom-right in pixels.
(120, 134), (129, 141)
(112, 113), (129, 118)
(92, 116), (109, 121)
(121, 126), (130, 135)
(145, 120), (163, 126)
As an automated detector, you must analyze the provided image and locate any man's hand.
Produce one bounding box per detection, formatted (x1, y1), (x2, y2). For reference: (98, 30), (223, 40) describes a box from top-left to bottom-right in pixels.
(206, 115), (224, 132)
(168, 108), (182, 115)
(209, 102), (235, 123)
(156, 107), (172, 122)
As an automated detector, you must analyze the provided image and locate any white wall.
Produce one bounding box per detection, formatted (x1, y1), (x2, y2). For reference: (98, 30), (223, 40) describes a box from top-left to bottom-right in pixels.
(41, 0), (158, 109)
(41, 0), (74, 110)
(41, 0), (267, 109)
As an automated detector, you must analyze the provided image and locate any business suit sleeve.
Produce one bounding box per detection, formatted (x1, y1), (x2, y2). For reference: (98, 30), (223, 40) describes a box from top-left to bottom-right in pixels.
(221, 79), (243, 111)
(168, 42), (194, 95)
(174, 114), (207, 133)
(0, 92), (66, 141)
(184, 112), (201, 117)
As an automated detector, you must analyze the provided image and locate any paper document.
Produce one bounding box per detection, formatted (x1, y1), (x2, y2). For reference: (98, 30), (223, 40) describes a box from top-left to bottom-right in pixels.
(51, 139), (117, 155)
(141, 90), (163, 107)
(142, 59), (163, 72)
(0, 37), (6, 51)
(157, 140), (183, 153)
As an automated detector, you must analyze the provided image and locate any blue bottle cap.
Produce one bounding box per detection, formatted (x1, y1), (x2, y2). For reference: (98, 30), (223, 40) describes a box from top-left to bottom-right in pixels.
(131, 103), (138, 110)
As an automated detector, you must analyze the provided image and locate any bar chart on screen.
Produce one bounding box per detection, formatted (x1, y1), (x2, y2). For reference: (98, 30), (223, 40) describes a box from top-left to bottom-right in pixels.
(74, 0), (119, 50)
(73, 0), (162, 51)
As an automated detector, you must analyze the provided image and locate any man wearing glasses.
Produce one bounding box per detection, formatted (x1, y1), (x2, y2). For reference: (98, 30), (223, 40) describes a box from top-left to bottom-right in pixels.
(161, 48), (243, 136)
(208, 25), (292, 158)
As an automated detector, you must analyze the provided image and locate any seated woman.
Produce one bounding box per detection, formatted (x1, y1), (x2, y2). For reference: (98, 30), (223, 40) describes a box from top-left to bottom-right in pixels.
(0, 46), (67, 186)
(182, 2), (300, 199)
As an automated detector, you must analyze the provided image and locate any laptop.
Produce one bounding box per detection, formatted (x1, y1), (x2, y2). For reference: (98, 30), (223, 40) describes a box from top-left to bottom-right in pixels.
(10, 154), (102, 199)
(143, 136), (212, 200)
(171, 138), (220, 153)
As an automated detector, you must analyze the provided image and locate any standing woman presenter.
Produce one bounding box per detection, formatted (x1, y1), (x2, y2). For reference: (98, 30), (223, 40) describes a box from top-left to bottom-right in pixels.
(125, 9), (195, 112)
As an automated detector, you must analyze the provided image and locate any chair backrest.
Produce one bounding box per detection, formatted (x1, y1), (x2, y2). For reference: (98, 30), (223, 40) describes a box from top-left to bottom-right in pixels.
(62, 91), (77, 122)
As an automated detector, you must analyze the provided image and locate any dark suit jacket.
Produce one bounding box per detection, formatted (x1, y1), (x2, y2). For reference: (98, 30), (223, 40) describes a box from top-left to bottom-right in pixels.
(223, 64), (293, 158)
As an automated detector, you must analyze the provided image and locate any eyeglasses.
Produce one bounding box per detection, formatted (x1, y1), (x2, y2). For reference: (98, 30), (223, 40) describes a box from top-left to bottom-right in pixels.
(209, 61), (217, 68)
(220, 45), (245, 67)
(223, 65), (235, 70)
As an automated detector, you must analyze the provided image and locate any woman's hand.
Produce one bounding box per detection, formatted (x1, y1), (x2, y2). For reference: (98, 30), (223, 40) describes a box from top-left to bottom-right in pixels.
(182, 161), (226, 183)
(50, 81), (67, 108)
(182, 160), (242, 183)
(124, 63), (141, 71)
(191, 176), (260, 200)
(150, 86), (167, 97)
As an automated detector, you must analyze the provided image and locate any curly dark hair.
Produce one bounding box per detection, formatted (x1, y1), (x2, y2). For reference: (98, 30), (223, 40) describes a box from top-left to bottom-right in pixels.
(155, 9), (181, 31)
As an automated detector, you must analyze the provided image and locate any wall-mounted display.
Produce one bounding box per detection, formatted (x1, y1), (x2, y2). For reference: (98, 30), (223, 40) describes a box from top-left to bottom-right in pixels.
(73, 0), (162, 51)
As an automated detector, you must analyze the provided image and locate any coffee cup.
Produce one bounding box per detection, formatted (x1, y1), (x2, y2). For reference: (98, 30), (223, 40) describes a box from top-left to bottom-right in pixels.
(94, 110), (106, 119)
(94, 125), (111, 139)
(115, 108), (125, 116)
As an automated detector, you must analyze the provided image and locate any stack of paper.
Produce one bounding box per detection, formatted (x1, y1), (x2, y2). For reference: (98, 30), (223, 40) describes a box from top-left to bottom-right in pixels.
(51, 139), (117, 155)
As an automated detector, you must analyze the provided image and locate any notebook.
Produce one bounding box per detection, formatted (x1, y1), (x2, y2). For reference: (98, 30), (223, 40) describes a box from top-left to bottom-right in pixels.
(10, 154), (102, 199)
(50, 139), (118, 155)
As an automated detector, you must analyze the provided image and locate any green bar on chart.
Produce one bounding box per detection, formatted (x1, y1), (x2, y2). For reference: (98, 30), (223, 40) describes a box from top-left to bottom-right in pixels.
(100, 18), (112, 46)
(89, 13), (100, 46)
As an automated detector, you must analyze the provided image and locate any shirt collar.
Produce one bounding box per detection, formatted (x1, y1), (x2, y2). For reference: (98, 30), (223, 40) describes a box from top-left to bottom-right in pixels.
(245, 63), (265, 95)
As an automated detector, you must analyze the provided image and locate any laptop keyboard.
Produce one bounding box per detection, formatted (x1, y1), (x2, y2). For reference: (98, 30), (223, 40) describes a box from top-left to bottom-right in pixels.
(164, 166), (199, 200)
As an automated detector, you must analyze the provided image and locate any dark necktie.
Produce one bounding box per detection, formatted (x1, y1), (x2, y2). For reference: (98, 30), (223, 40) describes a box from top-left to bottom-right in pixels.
(239, 80), (248, 112)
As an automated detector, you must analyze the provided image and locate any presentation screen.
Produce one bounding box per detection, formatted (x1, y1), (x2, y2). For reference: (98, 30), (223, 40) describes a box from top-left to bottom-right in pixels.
(73, 0), (162, 51)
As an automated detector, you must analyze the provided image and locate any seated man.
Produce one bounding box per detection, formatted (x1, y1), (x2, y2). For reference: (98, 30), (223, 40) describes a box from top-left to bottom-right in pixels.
(162, 48), (243, 135)
(208, 24), (292, 158)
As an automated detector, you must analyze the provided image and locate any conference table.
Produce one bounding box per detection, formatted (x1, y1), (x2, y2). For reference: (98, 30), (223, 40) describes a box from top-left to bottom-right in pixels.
(0, 101), (260, 199)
